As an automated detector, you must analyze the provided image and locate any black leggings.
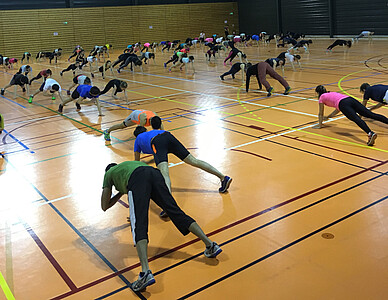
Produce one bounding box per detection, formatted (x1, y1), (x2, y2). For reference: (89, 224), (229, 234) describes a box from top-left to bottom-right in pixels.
(29, 73), (45, 84)
(162, 44), (171, 51)
(127, 167), (195, 243)
(221, 64), (241, 78)
(338, 97), (388, 133)
(100, 80), (122, 95)
(165, 54), (178, 66)
(327, 40), (346, 50)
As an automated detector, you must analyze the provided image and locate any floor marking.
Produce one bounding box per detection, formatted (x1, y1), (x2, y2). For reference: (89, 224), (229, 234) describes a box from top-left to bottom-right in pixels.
(0, 271), (15, 300)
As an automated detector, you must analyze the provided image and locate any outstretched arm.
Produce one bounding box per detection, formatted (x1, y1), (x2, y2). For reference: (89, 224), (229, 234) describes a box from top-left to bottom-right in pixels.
(101, 187), (123, 211)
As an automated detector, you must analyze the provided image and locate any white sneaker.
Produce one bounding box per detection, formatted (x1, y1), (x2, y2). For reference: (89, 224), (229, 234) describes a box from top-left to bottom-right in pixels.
(204, 242), (222, 258)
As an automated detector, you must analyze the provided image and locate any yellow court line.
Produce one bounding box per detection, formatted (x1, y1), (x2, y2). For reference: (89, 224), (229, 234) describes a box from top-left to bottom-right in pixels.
(235, 84), (388, 153)
(338, 70), (388, 109)
(337, 69), (368, 101)
(0, 271), (15, 300)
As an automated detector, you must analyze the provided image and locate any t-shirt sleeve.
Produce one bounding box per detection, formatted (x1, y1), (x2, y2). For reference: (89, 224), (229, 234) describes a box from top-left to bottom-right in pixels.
(102, 172), (113, 189)
(134, 138), (141, 153)
(363, 89), (370, 100)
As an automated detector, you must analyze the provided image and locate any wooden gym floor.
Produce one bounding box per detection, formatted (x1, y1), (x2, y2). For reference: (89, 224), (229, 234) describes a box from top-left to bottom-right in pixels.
(0, 38), (387, 300)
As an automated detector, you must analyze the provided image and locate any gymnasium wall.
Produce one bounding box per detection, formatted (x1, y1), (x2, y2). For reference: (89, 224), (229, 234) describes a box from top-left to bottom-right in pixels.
(0, 2), (238, 57)
(238, 0), (388, 36)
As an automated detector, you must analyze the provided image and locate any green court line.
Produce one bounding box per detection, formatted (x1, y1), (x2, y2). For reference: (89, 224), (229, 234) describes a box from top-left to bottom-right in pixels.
(5, 221), (14, 294)
(0, 271), (15, 300)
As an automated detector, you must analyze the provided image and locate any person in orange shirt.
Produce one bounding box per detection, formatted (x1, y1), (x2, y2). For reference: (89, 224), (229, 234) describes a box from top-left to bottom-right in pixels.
(103, 109), (163, 141)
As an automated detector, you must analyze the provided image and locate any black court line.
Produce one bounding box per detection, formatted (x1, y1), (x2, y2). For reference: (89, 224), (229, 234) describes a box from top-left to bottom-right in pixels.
(178, 194), (388, 299)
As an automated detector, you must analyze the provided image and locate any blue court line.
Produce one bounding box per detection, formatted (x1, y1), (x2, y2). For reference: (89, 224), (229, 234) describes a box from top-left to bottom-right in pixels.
(96, 171), (387, 299)
(2, 129), (35, 153)
(0, 154), (145, 300)
(0, 95), (27, 108)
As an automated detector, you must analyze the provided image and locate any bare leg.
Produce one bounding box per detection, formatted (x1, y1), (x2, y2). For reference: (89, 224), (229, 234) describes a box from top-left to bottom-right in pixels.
(188, 222), (212, 247)
(183, 154), (224, 181)
(135, 239), (150, 273)
(156, 161), (171, 192)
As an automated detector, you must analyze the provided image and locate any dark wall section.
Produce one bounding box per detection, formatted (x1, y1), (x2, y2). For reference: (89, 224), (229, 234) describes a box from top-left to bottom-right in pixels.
(239, 0), (388, 36)
(282, 0), (329, 35)
(334, 0), (388, 35)
(238, 0), (278, 34)
(0, 0), (66, 10)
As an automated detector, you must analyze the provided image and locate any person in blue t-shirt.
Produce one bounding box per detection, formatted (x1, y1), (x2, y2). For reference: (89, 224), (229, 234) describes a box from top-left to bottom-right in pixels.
(133, 116), (232, 206)
(360, 83), (388, 111)
(58, 84), (102, 115)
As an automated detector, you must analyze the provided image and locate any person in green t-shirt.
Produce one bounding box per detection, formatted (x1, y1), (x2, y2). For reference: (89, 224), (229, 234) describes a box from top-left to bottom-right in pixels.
(101, 161), (222, 292)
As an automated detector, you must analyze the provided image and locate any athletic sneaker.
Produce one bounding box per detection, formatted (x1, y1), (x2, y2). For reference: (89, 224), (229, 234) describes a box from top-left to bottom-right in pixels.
(267, 87), (274, 97)
(28, 95), (33, 103)
(22, 87), (26, 93)
(219, 176), (232, 193)
(103, 129), (111, 141)
(284, 87), (292, 95)
(159, 211), (169, 218)
(204, 242), (222, 258)
(75, 102), (81, 111)
(58, 104), (63, 113)
(367, 132), (377, 146)
(220, 75), (224, 81)
(117, 69), (121, 74)
(59, 71), (63, 76)
(1, 88), (4, 95)
(164, 63), (167, 68)
(232, 74), (235, 79)
(131, 270), (155, 292)
(52, 96), (56, 100)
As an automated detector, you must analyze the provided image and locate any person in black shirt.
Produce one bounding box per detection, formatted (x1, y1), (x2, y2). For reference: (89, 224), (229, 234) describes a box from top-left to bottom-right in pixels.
(327, 40), (352, 51)
(220, 62), (252, 81)
(1, 74), (29, 96)
(100, 79), (128, 101)
(360, 83), (388, 111)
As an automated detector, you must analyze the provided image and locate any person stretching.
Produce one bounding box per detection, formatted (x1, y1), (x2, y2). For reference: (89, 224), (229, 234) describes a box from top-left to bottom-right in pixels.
(246, 62), (291, 96)
(313, 85), (388, 146)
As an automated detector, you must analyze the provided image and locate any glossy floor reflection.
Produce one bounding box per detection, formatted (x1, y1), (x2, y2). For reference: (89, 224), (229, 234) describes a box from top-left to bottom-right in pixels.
(0, 39), (388, 299)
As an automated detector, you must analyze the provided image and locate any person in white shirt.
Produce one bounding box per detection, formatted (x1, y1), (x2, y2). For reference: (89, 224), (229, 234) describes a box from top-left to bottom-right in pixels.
(169, 56), (195, 74)
(28, 78), (64, 103)
(354, 31), (374, 42)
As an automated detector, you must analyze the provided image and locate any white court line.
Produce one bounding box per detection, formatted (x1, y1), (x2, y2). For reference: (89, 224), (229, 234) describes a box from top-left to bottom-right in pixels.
(167, 115), (345, 168)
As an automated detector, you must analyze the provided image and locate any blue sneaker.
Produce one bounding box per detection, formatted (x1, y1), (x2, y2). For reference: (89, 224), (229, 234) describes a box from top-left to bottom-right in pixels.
(284, 87), (292, 95)
(131, 270), (155, 292)
(204, 242), (222, 258)
(219, 176), (232, 193)
(103, 129), (111, 141)
(267, 87), (274, 97)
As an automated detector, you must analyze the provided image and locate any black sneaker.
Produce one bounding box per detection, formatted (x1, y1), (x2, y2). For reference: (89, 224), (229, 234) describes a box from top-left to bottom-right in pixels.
(58, 104), (63, 113)
(367, 132), (377, 146)
(159, 211), (169, 218)
(1, 88), (4, 95)
(22, 87), (26, 93)
(267, 87), (274, 97)
(232, 74), (235, 79)
(219, 176), (232, 193)
(220, 75), (224, 81)
(59, 71), (63, 76)
(75, 102), (81, 111)
(284, 87), (292, 95)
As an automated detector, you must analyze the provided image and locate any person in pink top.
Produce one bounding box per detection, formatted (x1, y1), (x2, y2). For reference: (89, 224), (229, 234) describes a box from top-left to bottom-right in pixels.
(313, 85), (388, 146)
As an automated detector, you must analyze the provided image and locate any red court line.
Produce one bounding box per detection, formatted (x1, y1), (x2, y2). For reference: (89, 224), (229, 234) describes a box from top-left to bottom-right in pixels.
(230, 149), (272, 161)
(22, 221), (77, 291)
(51, 159), (388, 300)
(226, 120), (383, 163)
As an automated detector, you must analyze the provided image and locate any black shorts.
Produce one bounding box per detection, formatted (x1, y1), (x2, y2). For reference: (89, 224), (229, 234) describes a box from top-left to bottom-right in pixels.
(71, 90), (80, 99)
(151, 132), (190, 165)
